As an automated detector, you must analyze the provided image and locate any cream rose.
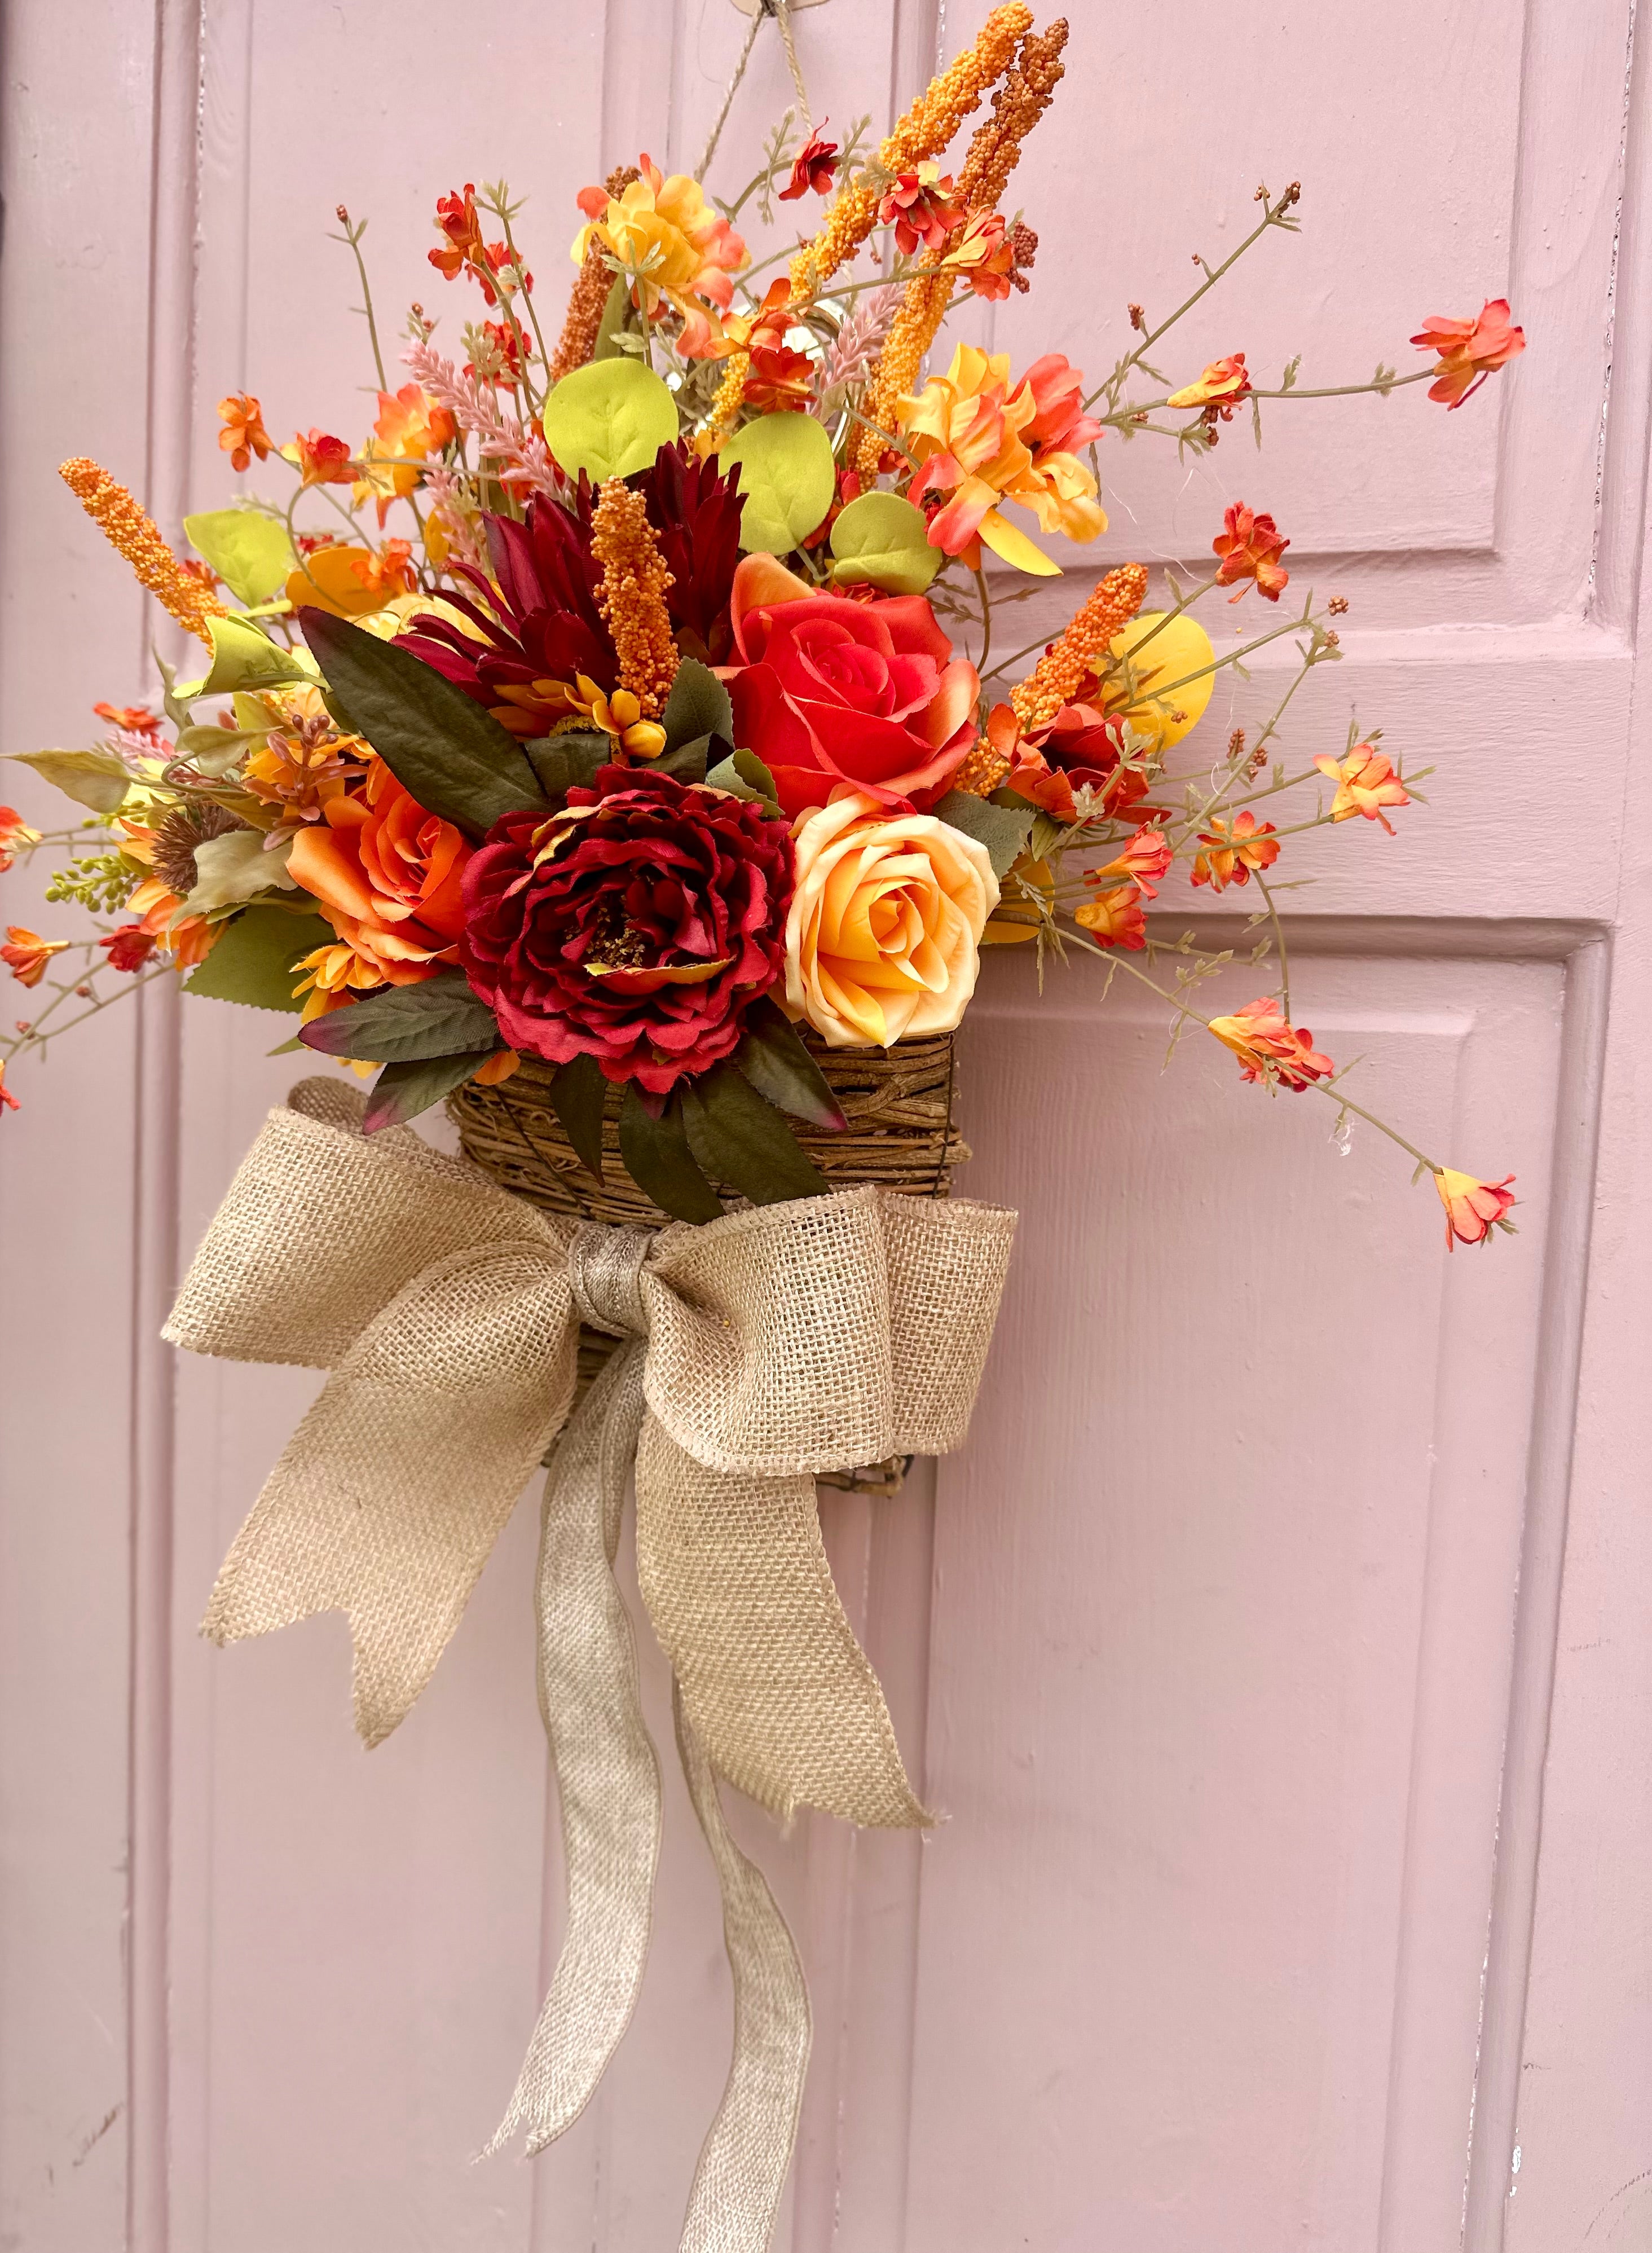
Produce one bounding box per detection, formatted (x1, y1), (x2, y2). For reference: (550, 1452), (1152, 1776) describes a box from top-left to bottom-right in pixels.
(783, 791), (998, 1047)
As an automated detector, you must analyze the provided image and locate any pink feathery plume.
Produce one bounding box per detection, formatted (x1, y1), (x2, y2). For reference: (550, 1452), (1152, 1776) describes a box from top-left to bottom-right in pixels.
(421, 465), (487, 571)
(813, 284), (904, 423)
(401, 340), (560, 501)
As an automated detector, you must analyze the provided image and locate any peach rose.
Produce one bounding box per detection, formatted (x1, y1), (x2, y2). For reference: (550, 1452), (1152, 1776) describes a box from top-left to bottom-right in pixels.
(783, 791), (997, 1048)
(287, 754), (470, 984)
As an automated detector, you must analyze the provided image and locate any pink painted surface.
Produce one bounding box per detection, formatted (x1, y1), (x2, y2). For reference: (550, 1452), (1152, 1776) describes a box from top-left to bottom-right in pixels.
(1, 3), (1649, 2249)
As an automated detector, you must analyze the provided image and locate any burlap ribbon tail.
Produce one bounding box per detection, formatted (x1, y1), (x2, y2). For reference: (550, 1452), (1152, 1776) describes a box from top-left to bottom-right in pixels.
(164, 1080), (1015, 2250)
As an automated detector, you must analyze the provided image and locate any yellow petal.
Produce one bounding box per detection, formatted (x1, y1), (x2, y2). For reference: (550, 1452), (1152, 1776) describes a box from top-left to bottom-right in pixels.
(975, 508), (1061, 577)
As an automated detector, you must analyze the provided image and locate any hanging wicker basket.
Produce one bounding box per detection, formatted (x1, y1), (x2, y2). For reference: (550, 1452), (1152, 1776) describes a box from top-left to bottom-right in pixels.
(448, 1027), (967, 1495)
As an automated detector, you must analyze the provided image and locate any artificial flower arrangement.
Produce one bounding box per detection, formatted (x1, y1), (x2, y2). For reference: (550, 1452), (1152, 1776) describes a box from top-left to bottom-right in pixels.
(0, 8), (1527, 2243)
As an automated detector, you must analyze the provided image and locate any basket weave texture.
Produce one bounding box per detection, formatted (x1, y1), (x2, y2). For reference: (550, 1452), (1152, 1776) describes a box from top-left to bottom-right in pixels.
(448, 1028), (967, 1495)
(447, 1028), (967, 1223)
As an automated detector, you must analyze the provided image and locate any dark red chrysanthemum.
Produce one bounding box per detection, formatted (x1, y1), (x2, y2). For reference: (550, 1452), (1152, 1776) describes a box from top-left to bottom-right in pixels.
(402, 447), (745, 733)
(460, 765), (792, 1093)
(399, 498), (616, 738)
(632, 442), (744, 665)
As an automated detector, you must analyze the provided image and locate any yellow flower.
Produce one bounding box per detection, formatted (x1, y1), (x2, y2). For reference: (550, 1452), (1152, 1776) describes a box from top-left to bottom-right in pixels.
(783, 791), (998, 1046)
(1102, 612), (1216, 751)
(898, 344), (1105, 576)
(572, 155), (746, 360)
(284, 543), (409, 620)
(292, 938), (387, 1023)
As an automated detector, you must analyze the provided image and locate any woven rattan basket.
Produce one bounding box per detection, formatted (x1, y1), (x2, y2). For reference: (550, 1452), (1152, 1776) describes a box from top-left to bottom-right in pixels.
(448, 1028), (967, 1494)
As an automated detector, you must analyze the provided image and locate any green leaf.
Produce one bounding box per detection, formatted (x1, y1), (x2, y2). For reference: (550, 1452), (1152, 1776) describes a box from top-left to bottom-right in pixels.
(174, 722), (268, 777)
(660, 658), (733, 753)
(618, 1084), (724, 1222)
(182, 905), (335, 1013)
(654, 727), (724, 785)
(704, 745), (781, 816)
(733, 999), (846, 1129)
(1025, 809), (1067, 864)
(232, 692), (279, 733)
(155, 650), (191, 729)
(829, 491), (941, 595)
(549, 1053), (609, 1182)
(5, 747), (133, 814)
(175, 614), (317, 700)
(297, 971), (500, 1062)
(363, 1050), (494, 1134)
(298, 608), (548, 839)
(541, 358), (678, 482)
(592, 272), (635, 363)
(182, 508), (297, 606)
(523, 730), (612, 801)
(724, 413), (835, 556)
(931, 786), (1035, 878)
(182, 828), (296, 916)
(682, 1062), (830, 1205)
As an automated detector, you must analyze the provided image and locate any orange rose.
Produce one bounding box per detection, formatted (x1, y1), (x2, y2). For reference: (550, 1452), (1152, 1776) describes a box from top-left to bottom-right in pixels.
(287, 756), (472, 985)
(783, 791), (997, 1047)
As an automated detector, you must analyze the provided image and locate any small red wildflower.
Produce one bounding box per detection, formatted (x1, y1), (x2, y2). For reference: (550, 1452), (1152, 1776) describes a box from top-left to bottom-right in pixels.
(93, 703), (163, 738)
(1410, 300), (1526, 409)
(779, 126), (840, 201)
(1213, 503), (1290, 602)
(429, 184), (484, 281)
(99, 924), (161, 972)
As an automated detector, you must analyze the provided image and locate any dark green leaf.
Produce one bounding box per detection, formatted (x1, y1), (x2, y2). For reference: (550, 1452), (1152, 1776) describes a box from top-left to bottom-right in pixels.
(618, 1084), (724, 1222)
(654, 727), (725, 785)
(523, 729), (612, 801)
(298, 608), (548, 839)
(682, 1062), (830, 1205)
(931, 786), (1036, 878)
(363, 1050), (494, 1134)
(733, 999), (846, 1129)
(298, 971), (500, 1062)
(549, 1053), (609, 1182)
(592, 272), (635, 363)
(660, 658), (733, 754)
(183, 906), (336, 1013)
(704, 745), (781, 815)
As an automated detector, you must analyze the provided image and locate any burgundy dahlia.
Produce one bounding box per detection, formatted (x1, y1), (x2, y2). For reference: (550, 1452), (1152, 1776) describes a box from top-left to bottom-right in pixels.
(460, 767), (792, 1093)
(400, 498), (617, 738)
(401, 447), (744, 737)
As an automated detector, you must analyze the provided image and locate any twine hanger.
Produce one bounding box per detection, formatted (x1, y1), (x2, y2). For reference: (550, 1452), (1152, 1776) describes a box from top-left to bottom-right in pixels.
(698, 0), (814, 182)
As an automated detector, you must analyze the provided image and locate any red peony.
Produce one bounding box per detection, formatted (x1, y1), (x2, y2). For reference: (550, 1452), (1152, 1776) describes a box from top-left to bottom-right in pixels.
(725, 555), (980, 819)
(460, 767), (792, 1093)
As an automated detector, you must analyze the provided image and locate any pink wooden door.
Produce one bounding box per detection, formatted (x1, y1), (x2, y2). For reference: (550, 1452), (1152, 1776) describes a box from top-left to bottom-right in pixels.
(3, 2), (1649, 2247)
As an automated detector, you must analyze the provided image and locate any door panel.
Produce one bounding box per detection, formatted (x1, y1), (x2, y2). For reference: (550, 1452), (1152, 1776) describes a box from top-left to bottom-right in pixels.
(1, 2), (1646, 2249)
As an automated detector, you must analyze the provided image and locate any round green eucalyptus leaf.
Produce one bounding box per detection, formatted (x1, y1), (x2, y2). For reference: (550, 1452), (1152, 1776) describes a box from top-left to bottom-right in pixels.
(182, 508), (296, 605)
(541, 358), (678, 482)
(723, 412), (836, 556)
(828, 490), (941, 595)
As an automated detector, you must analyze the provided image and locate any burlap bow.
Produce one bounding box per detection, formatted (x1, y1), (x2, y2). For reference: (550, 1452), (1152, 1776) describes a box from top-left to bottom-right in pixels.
(165, 1078), (1016, 2250)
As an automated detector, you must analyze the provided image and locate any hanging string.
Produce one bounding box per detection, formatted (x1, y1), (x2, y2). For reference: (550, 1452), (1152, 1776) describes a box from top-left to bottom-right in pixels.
(697, 0), (815, 182)
(697, 8), (765, 182)
(772, 0), (814, 130)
